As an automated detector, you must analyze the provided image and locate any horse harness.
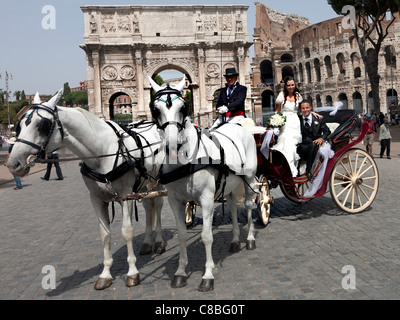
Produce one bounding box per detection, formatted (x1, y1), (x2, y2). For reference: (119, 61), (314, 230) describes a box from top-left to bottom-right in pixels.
(16, 103), (64, 160)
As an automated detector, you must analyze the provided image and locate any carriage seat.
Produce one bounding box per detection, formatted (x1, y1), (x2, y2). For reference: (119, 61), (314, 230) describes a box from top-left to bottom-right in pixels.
(318, 110), (359, 151)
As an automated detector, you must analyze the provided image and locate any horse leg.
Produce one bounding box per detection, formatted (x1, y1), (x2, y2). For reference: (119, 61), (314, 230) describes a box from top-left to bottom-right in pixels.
(198, 197), (216, 292)
(121, 200), (140, 287)
(169, 196), (188, 289)
(139, 198), (154, 255)
(153, 196), (166, 254)
(244, 178), (256, 250)
(227, 194), (241, 253)
(92, 198), (114, 290)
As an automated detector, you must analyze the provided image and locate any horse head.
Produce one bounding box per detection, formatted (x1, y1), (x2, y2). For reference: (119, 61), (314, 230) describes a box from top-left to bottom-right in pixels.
(7, 89), (63, 176)
(149, 76), (189, 158)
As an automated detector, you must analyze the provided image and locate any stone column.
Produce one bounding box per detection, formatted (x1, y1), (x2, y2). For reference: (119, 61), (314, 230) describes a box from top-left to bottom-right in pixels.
(197, 47), (207, 113)
(92, 49), (103, 117)
(135, 48), (147, 120)
(237, 46), (246, 85)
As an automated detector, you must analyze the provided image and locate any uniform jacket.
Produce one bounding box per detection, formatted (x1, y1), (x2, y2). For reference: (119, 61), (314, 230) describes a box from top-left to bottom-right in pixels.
(216, 82), (247, 117)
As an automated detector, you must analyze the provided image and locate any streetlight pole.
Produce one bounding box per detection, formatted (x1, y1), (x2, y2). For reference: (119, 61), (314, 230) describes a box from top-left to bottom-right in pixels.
(0, 71), (13, 133)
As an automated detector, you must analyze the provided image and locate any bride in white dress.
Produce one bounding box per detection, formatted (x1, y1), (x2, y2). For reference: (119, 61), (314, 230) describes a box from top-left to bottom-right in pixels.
(272, 77), (303, 177)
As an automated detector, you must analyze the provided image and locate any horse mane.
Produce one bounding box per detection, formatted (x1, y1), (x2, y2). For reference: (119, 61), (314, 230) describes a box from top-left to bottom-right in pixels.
(62, 106), (109, 136)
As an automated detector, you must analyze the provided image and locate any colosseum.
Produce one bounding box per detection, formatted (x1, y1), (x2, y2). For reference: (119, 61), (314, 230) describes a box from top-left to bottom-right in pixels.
(251, 2), (400, 125)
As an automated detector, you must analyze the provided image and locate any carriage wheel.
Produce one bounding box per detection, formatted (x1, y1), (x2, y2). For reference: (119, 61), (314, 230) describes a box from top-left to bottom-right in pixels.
(330, 148), (379, 214)
(185, 201), (196, 226)
(280, 181), (312, 203)
(257, 175), (273, 227)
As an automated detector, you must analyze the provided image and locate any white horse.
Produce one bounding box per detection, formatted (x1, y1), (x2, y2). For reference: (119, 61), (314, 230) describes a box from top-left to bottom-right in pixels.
(6, 90), (166, 290)
(149, 77), (258, 292)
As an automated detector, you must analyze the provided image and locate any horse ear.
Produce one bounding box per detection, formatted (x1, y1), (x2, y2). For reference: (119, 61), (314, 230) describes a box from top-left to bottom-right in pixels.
(33, 92), (41, 104)
(44, 88), (63, 109)
(174, 76), (186, 92)
(148, 76), (162, 94)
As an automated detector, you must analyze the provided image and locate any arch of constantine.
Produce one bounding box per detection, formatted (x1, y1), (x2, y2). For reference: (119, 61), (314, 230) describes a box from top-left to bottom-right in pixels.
(80, 5), (252, 122)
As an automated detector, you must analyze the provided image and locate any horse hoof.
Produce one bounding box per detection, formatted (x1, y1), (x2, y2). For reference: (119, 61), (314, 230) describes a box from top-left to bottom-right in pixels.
(139, 243), (152, 255)
(246, 240), (256, 251)
(126, 274), (140, 287)
(229, 242), (241, 253)
(94, 277), (113, 291)
(171, 275), (187, 289)
(198, 279), (214, 292)
(154, 242), (166, 255)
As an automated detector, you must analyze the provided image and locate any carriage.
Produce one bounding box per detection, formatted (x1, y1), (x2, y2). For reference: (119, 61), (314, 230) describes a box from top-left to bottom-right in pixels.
(252, 109), (379, 226)
(8, 84), (379, 292)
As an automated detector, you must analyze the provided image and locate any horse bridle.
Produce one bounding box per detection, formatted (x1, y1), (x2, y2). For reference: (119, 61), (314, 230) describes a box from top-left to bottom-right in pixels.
(150, 87), (189, 131)
(16, 104), (64, 160)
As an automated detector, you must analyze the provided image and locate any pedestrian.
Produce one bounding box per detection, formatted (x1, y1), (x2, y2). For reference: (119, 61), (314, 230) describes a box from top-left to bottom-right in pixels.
(379, 116), (392, 159)
(41, 150), (64, 181)
(395, 113), (399, 126)
(3, 137), (23, 190)
(363, 114), (376, 156)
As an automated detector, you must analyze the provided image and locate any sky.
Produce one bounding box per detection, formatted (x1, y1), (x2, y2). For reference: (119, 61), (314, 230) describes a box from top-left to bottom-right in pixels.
(0, 0), (340, 97)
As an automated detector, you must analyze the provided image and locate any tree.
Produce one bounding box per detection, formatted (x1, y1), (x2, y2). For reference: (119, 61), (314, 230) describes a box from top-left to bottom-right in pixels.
(63, 82), (71, 96)
(328, 0), (399, 113)
(13, 90), (21, 101)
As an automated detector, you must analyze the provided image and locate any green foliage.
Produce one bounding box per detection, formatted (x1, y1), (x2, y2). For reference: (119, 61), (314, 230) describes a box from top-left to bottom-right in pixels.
(64, 90), (88, 107)
(113, 113), (132, 120)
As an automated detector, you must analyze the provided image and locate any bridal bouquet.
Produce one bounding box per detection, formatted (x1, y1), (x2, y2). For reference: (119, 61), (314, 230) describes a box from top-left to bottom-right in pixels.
(267, 112), (286, 128)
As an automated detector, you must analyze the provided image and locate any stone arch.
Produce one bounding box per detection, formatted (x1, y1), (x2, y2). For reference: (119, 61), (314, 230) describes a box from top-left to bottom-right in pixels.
(281, 53), (293, 63)
(260, 60), (274, 84)
(325, 95), (333, 106)
(261, 89), (275, 123)
(384, 45), (396, 69)
(146, 62), (197, 116)
(324, 56), (333, 78)
(81, 5), (252, 122)
(314, 58), (321, 82)
(305, 61), (312, 83)
(352, 91), (363, 113)
(105, 90), (134, 120)
(338, 93), (348, 109)
(282, 66), (294, 81)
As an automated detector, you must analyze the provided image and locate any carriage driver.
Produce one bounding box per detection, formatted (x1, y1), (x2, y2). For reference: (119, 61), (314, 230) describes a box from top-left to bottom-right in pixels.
(211, 68), (247, 129)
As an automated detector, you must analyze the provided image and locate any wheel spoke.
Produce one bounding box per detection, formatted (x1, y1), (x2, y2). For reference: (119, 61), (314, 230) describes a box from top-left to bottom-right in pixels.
(355, 186), (363, 208)
(348, 154), (355, 175)
(340, 159), (352, 177)
(359, 183), (375, 191)
(342, 185), (353, 207)
(336, 182), (353, 198)
(359, 164), (374, 178)
(333, 180), (352, 187)
(357, 185), (371, 201)
(356, 157), (368, 176)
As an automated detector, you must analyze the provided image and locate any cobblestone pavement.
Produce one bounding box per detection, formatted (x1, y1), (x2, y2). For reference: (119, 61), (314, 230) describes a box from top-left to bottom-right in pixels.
(1, 128), (400, 301)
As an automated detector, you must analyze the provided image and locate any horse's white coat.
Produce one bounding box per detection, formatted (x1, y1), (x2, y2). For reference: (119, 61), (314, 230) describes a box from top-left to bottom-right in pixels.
(7, 90), (165, 288)
(150, 77), (258, 289)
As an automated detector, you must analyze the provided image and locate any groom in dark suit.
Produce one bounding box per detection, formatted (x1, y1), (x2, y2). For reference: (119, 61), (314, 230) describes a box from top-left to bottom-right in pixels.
(297, 100), (331, 182)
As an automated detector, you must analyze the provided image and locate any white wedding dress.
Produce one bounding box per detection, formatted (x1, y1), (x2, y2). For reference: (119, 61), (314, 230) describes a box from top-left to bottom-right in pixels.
(271, 92), (303, 177)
